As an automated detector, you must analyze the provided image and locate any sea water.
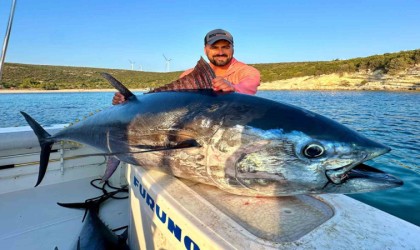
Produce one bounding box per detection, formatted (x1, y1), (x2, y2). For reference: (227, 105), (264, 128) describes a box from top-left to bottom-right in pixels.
(0, 90), (419, 226)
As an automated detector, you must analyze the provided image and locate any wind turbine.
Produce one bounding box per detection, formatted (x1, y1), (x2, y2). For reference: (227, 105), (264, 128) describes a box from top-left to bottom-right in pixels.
(128, 60), (135, 70)
(163, 54), (172, 72)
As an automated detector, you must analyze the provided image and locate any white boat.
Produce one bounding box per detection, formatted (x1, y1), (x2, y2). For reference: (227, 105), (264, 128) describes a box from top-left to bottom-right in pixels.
(0, 126), (419, 250)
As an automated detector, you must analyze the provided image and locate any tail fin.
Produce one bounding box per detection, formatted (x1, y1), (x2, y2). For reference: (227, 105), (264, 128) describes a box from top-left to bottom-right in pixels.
(20, 111), (54, 187)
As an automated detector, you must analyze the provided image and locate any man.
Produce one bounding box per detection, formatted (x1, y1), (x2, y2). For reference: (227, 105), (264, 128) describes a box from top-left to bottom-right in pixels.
(112, 29), (260, 105)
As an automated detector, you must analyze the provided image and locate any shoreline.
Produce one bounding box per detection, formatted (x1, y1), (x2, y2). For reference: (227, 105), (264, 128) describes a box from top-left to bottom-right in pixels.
(1, 69), (419, 94)
(0, 88), (148, 94)
(0, 86), (418, 94)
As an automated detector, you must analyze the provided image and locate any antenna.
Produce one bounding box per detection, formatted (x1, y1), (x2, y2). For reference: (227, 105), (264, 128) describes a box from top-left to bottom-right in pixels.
(0, 0), (17, 82)
(128, 60), (135, 70)
(163, 54), (172, 72)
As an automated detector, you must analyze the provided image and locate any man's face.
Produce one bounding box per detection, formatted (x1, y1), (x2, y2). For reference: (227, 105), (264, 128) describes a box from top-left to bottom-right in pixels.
(205, 40), (234, 67)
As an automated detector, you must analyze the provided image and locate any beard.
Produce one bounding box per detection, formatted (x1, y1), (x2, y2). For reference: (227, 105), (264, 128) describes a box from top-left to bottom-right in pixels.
(209, 55), (232, 66)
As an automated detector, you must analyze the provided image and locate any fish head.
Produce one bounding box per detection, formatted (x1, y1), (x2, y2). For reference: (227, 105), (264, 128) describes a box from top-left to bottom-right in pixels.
(221, 102), (403, 196)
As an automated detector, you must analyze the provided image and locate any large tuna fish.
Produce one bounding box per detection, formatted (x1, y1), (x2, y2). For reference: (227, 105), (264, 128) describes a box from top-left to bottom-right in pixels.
(21, 58), (403, 196)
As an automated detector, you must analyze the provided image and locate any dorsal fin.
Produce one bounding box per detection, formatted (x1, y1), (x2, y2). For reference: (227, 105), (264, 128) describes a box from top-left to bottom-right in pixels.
(101, 73), (135, 100)
(148, 57), (215, 93)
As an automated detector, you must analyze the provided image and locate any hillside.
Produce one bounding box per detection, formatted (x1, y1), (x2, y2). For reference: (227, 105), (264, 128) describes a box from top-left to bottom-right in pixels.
(259, 66), (420, 91)
(1, 49), (419, 91)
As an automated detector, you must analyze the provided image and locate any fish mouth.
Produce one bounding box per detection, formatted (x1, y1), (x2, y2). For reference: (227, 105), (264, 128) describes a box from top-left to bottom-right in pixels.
(325, 155), (369, 184)
(325, 165), (350, 184)
(325, 163), (354, 184)
(325, 145), (392, 185)
(325, 163), (403, 186)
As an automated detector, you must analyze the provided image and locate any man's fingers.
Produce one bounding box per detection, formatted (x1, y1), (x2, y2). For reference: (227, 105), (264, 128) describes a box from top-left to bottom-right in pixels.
(112, 92), (126, 105)
(212, 78), (234, 92)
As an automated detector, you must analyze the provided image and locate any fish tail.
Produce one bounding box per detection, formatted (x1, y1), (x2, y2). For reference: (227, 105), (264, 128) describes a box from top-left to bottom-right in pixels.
(20, 111), (54, 187)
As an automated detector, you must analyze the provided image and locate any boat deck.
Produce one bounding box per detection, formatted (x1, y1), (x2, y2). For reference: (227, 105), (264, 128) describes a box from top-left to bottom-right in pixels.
(0, 177), (129, 250)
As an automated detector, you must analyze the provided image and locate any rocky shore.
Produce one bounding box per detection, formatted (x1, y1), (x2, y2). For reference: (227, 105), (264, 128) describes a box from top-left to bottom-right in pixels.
(260, 66), (420, 91)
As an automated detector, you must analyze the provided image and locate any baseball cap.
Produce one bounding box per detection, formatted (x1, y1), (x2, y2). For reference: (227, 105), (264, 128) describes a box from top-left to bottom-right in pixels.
(204, 29), (234, 45)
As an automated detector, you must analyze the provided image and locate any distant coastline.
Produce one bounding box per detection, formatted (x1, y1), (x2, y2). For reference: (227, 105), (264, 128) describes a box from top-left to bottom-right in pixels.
(1, 71), (418, 93)
(0, 88), (147, 94)
(1, 65), (419, 93)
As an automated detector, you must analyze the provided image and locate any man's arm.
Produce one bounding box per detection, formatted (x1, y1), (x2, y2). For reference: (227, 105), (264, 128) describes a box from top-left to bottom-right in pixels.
(226, 66), (261, 95)
(231, 73), (260, 95)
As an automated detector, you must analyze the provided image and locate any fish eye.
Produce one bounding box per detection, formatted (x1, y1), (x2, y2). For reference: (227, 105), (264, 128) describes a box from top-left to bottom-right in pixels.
(303, 143), (325, 158)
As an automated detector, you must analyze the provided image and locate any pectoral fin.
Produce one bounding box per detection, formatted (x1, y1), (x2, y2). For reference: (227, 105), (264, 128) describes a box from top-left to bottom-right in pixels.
(101, 156), (121, 182)
(100, 139), (200, 181)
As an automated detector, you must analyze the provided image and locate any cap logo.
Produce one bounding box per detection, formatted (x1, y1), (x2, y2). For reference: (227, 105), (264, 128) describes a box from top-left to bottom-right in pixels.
(208, 32), (227, 39)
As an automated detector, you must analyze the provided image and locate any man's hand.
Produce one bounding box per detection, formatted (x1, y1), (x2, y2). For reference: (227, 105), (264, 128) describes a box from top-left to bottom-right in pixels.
(212, 76), (235, 92)
(112, 92), (126, 105)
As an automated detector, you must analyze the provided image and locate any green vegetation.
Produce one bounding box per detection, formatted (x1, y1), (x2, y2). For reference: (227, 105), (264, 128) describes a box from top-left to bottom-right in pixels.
(0, 64), (181, 90)
(0, 49), (418, 90)
(254, 49), (420, 82)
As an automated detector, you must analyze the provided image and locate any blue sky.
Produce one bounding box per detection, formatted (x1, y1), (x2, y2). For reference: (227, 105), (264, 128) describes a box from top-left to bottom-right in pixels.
(1, 0), (419, 72)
